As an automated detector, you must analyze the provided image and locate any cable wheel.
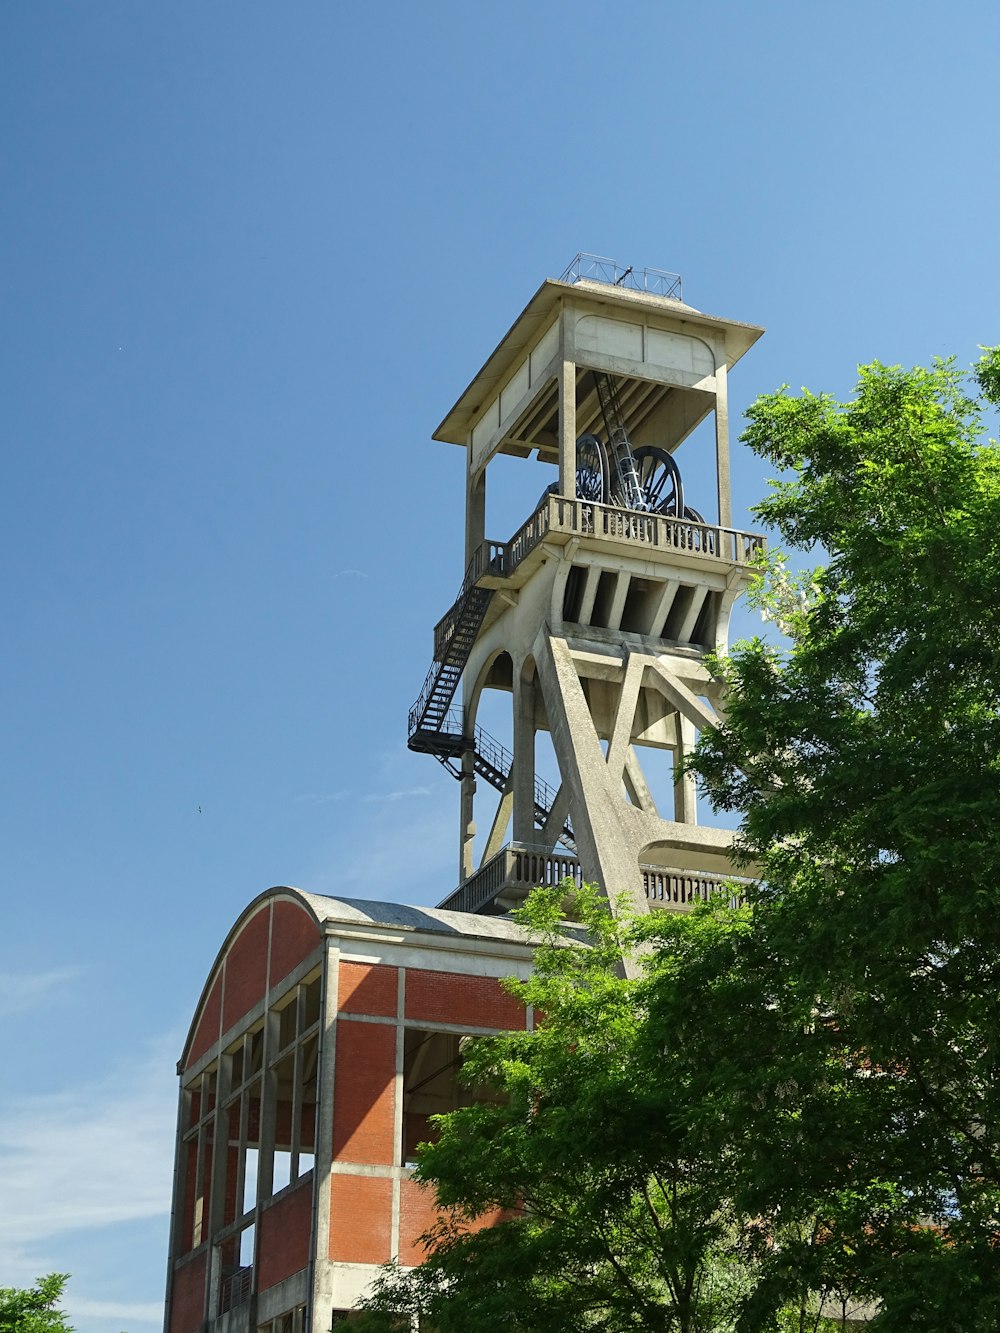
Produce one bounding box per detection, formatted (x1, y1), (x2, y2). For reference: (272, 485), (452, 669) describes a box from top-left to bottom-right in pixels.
(632, 445), (684, 517)
(574, 434), (609, 503)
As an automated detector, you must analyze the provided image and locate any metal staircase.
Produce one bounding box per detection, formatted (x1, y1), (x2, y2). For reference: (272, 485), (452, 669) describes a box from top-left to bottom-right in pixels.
(407, 547), (574, 851)
(407, 579), (494, 757)
(437, 720), (575, 851)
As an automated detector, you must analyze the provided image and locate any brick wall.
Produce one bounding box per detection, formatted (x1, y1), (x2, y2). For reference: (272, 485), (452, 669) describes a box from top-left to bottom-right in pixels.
(168, 1251), (206, 1333)
(187, 972), (222, 1067)
(404, 968), (527, 1029)
(329, 1174), (393, 1264)
(338, 961), (397, 1016)
(221, 908), (270, 1034)
(269, 899), (321, 987)
(258, 1178), (313, 1291)
(332, 1020), (395, 1165)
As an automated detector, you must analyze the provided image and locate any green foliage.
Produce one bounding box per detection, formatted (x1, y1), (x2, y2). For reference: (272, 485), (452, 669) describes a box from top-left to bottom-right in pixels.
(356, 886), (756, 1332)
(688, 350), (1000, 1329)
(0, 1276), (73, 1333)
(359, 348), (1000, 1331)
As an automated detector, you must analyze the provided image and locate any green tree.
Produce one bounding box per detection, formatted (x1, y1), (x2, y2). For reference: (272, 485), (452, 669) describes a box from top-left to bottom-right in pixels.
(684, 347), (1000, 1329)
(0, 1276), (73, 1333)
(356, 886), (754, 1332)
(358, 347), (1000, 1331)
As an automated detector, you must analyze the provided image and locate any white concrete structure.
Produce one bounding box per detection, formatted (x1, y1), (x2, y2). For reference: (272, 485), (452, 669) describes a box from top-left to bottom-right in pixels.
(408, 259), (764, 944)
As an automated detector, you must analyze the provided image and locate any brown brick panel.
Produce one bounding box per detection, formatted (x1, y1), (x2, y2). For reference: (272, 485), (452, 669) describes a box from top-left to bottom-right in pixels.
(404, 969), (527, 1030)
(397, 1178), (510, 1265)
(222, 907), (270, 1034)
(268, 899), (321, 988)
(328, 1174), (393, 1264)
(338, 961), (398, 1017)
(332, 1021), (396, 1165)
(397, 1176), (440, 1262)
(258, 1177), (313, 1291)
(168, 1251), (206, 1333)
(187, 972), (222, 1067)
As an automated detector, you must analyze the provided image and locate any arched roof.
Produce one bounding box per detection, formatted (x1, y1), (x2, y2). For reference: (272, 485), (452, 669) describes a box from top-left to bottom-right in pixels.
(178, 886), (543, 1072)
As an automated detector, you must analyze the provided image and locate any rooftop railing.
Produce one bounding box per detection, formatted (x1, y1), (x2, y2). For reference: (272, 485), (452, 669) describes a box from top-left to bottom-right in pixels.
(559, 252), (683, 302)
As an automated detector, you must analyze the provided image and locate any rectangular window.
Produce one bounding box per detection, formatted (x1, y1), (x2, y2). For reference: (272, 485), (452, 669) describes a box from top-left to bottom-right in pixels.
(180, 1063), (217, 1253)
(401, 1029), (500, 1167)
(179, 970), (322, 1268)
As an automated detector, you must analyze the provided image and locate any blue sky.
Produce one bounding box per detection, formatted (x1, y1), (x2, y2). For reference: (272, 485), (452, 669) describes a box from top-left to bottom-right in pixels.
(2, 3), (999, 1328)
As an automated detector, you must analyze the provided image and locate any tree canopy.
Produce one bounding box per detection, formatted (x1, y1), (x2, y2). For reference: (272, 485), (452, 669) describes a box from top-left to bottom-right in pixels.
(0, 1276), (73, 1333)
(358, 348), (1000, 1331)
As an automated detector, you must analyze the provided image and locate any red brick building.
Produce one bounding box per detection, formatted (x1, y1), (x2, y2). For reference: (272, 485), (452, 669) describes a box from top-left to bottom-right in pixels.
(164, 888), (537, 1333)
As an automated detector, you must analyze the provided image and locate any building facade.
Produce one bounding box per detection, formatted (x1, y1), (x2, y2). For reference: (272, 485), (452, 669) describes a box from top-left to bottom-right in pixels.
(164, 257), (765, 1330)
(165, 890), (538, 1333)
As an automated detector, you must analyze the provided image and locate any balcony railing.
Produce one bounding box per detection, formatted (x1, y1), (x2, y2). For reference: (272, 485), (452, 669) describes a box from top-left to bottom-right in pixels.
(432, 497), (763, 657)
(438, 843), (750, 916)
(547, 495), (764, 563)
(219, 1265), (253, 1314)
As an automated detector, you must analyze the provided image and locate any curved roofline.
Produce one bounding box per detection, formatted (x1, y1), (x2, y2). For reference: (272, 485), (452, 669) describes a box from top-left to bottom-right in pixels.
(177, 887), (556, 1072)
(178, 886), (323, 1071)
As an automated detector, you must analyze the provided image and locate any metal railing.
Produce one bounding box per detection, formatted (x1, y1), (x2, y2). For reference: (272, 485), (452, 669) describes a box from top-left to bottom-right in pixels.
(440, 843), (582, 915)
(548, 495), (765, 563)
(559, 252), (683, 302)
(641, 866), (747, 909)
(438, 844), (750, 916)
(471, 728), (570, 840)
(432, 497), (762, 657)
(219, 1265), (253, 1314)
(412, 495), (762, 739)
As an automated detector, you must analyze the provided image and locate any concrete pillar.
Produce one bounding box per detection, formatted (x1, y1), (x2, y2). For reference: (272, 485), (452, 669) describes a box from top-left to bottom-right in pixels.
(512, 668), (536, 844)
(466, 464), (486, 568)
(559, 359), (577, 500)
(714, 362), (732, 529)
(459, 752), (476, 880)
(673, 714), (699, 824)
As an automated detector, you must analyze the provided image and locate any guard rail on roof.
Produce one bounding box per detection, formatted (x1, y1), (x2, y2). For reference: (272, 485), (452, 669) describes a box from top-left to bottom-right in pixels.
(559, 252), (683, 302)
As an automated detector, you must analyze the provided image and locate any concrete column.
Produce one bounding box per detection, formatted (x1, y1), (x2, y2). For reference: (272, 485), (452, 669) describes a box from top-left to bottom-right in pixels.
(673, 715), (699, 824)
(533, 632), (651, 954)
(310, 938), (340, 1332)
(459, 752), (476, 880)
(465, 462), (486, 568)
(714, 362), (732, 529)
(559, 359), (577, 500)
(512, 668), (536, 844)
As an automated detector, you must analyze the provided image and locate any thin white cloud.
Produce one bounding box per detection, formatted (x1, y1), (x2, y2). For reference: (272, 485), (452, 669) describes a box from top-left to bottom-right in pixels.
(0, 967), (81, 1018)
(331, 569), (370, 579)
(363, 786), (432, 802)
(71, 1298), (163, 1324)
(0, 1034), (178, 1287)
(293, 790), (350, 806)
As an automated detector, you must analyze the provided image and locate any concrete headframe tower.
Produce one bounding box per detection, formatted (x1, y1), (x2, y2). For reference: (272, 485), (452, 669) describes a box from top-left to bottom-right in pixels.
(409, 256), (763, 931)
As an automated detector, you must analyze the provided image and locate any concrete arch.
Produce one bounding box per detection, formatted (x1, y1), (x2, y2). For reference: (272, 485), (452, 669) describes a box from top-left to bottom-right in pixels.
(465, 648), (514, 733)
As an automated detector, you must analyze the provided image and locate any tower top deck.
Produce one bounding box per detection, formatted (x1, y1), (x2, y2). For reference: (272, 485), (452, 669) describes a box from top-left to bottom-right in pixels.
(434, 259), (763, 463)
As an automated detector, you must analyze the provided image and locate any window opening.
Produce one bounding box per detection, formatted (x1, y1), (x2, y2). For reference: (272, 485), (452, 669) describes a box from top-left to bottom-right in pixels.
(278, 996), (298, 1053)
(218, 1221), (255, 1314)
(401, 1029), (500, 1167)
(180, 1063), (217, 1253)
(302, 975), (321, 1029)
(242, 1146), (259, 1216)
(179, 969), (321, 1267)
(258, 1311), (307, 1333)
